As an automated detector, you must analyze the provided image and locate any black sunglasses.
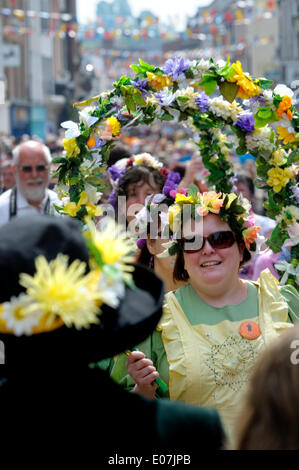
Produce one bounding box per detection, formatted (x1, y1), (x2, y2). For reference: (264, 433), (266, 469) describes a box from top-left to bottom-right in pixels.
(20, 165), (48, 173)
(182, 231), (236, 253)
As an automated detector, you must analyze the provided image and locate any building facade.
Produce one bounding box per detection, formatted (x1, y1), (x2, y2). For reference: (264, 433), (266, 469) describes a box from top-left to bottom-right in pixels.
(0, 0), (79, 138)
(278, 0), (299, 85)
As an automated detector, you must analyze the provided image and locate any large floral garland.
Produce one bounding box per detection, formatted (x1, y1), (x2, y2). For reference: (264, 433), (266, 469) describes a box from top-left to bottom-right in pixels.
(54, 56), (299, 288)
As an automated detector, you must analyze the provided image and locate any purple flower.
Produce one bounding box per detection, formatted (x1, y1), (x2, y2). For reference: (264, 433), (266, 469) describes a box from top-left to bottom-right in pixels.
(115, 109), (130, 122)
(236, 113), (255, 134)
(248, 93), (265, 109)
(90, 138), (106, 150)
(291, 184), (299, 203)
(195, 92), (209, 113)
(163, 57), (192, 81)
(230, 175), (238, 192)
(108, 165), (126, 182)
(108, 191), (117, 209)
(137, 238), (147, 250)
(131, 79), (149, 100)
(167, 171), (181, 184)
(155, 90), (175, 106)
(163, 180), (177, 196)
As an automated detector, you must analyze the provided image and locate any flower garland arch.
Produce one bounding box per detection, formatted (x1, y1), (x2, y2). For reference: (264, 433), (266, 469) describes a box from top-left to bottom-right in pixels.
(54, 56), (299, 289)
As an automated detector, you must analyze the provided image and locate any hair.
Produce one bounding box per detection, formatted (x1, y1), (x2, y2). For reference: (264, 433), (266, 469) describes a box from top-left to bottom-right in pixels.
(117, 165), (165, 199)
(136, 242), (153, 268)
(234, 325), (299, 450)
(236, 173), (255, 197)
(107, 145), (132, 167)
(12, 142), (52, 166)
(172, 215), (251, 282)
(0, 159), (13, 170)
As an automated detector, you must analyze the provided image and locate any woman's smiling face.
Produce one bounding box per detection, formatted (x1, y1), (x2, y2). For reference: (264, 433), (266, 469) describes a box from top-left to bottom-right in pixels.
(182, 214), (244, 288)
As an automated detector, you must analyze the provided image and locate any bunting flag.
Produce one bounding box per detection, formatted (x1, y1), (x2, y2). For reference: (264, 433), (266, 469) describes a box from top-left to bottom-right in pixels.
(0, 0), (277, 41)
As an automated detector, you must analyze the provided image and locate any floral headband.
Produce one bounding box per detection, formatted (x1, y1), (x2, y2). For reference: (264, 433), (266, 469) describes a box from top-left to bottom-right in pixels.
(155, 185), (263, 257)
(135, 170), (183, 250)
(108, 152), (170, 207)
(0, 220), (136, 336)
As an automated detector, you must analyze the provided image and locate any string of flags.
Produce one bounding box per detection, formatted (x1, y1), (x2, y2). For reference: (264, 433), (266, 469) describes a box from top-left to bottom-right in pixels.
(0, 0), (277, 41)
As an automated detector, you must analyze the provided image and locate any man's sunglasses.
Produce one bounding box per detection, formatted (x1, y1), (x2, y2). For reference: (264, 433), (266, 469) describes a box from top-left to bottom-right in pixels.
(20, 165), (48, 173)
(182, 231), (236, 253)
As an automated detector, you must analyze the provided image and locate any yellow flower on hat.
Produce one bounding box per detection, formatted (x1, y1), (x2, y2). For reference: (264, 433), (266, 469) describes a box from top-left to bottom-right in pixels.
(267, 167), (293, 193)
(19, 255), (102, 330)
(229, 61), (261, 100)
(146, 72), (173, 91)
(85, 218), (135, 271)
(63, 137), (80, 158)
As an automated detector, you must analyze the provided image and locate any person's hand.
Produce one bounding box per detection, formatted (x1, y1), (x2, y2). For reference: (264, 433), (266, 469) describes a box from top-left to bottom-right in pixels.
(126, 350), (158, 399)
(178, 153), (208, 189)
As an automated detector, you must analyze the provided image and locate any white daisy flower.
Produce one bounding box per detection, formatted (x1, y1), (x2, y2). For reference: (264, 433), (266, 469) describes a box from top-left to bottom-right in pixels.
(2, 294), (42, 336)
(246, 126), (276, 153)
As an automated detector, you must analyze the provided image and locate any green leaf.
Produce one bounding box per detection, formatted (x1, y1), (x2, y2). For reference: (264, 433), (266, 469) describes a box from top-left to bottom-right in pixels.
(125, 96), (136, 113)
(187, 183), (199, 199)
(86, 240), (104, 267)
(160, 113), (174, 121)
(203, 79), (218, 95)
(52, 156), (67, 164)
(177, 96), (190, 102)
(258, 79), (273, 90)
(219, 81), (238, 103)
(257, 107), (273, 120)
(169, 243), (179, 256)
(133, 92), (146, 107)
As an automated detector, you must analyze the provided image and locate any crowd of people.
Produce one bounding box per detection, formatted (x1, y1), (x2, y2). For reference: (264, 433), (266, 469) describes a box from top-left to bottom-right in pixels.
(0, 126), (298, 457)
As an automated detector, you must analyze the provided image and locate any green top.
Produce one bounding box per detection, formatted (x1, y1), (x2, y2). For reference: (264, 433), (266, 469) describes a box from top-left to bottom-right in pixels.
(94, 282), (299, 398)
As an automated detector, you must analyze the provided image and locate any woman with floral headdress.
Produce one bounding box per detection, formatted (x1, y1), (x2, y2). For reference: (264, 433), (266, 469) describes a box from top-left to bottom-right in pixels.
(109, 187), (299, 444)
(107, 153), (167, 225)
(106, 152), (187, 292)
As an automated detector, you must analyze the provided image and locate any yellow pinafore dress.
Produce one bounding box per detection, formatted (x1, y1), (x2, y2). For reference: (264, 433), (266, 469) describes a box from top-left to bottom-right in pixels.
(157, 270), (293, 442)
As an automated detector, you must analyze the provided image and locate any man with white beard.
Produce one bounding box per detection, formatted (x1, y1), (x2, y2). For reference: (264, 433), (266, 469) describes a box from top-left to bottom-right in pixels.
(0, 140), (61, 226)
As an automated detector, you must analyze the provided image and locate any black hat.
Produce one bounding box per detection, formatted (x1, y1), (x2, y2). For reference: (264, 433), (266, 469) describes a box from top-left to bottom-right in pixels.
(0, 215), (164, 372)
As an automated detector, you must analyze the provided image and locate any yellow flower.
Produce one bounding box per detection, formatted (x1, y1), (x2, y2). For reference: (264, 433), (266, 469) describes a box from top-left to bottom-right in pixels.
(85, 218), (135, 268)
(174, 193), (196, 205)
(269, 148), (288, 167)
(168, 204), (182, 232)
(146, 72), (173, 91)
(19, 255), (102, 330)
(277, 126), (297, 145)
(197, 191), (224, 216)
(106, 116), (121, 136)
(64, 192), (102, 218)
(267, 167), (293, 193)
(225, 193), (238, 209)
(229, 61), (261, 100)
(63, 138), (80, 158)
